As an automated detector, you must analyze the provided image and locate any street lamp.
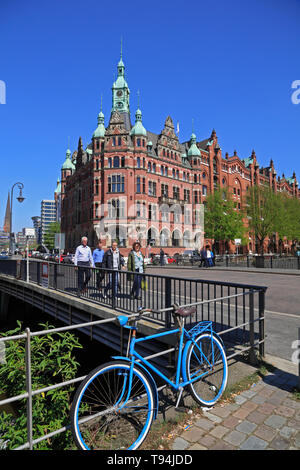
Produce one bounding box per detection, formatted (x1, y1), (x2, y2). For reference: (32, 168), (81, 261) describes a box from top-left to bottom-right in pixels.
(9, 182), (25, 255)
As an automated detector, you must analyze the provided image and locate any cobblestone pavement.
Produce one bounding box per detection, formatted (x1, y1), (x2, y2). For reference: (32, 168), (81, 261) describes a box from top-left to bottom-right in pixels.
(172, 368), (300, 450)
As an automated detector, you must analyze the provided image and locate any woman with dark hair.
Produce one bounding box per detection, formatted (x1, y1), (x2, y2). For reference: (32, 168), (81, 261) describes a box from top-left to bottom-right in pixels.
(127, 241), (145, 300)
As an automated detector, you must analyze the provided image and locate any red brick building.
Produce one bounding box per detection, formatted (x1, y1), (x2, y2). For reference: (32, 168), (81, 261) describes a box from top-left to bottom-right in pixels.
(59, 54), (299, 256)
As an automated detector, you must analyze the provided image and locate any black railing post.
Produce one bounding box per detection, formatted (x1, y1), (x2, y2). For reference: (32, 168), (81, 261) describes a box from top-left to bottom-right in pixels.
(165, 277), (172, 328)
(298, 256), (300, 270)
(249, 290), (256, 365)
(53, 263), (57, 290)
(258, 289), (265, 358)
(111, 271), (116, 309)
(247, 255), (249, 268)
(226, 255), (229, 267)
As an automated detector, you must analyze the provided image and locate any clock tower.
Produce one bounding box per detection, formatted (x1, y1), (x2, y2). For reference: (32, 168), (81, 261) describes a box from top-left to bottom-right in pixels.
(111, 47), (131, 129)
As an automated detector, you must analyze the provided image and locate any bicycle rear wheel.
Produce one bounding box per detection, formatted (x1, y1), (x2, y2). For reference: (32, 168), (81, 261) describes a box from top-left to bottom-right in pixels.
(184, 333), (228, 407)
(70, 361), (155, 450)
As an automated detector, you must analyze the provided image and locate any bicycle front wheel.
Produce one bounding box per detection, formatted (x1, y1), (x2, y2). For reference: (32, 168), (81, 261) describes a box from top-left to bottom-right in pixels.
(70, 361), (155, 450)
(184, 333), (228, 407)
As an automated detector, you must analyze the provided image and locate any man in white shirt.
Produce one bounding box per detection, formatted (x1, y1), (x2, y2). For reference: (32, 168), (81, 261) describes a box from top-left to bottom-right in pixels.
(74, 237), (95, 297)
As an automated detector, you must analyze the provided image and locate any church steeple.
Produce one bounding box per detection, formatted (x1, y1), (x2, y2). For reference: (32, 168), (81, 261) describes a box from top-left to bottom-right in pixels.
(111, 39), (131, 129)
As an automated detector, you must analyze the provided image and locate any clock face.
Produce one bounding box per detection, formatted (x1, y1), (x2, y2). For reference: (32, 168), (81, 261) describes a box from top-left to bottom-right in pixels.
(117, 90), (123, 97)
(117, 102), (123, 108)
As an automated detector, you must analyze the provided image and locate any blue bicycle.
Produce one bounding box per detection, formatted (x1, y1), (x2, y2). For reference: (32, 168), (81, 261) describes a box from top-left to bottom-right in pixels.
(70, 305), (228, 450)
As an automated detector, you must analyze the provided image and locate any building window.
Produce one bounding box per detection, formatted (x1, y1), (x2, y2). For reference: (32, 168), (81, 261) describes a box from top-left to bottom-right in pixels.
(148, 162), (152, 172)
(142, 177), (146, 193)
(137, 177), (141, 193)
(153, 163), (156, 173)
(96, 140), (100, 150)
(95, 179), (99, 195)
(173, 187), (180, 200)
(108, 158), (112, 168)
(121, 156), (125, 168)
(113, 156), (120, 168)
(202, 185), (207, 196)
(108, 175), (125, 193)
(161, 166), (164, 176)
(137, 138), (141, 147)
(112, 137), (116, 147)
(148, 181), (156, 197)
(161, 184), (168, 197)
(137, 157), (141, 168)
(118, 137), (122, 146)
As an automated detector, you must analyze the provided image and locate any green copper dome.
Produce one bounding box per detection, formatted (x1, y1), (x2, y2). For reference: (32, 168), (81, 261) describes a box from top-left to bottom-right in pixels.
(130, 108), (147, 137)
(93, 110), (106, 138)
(188, 132), (201, 157)
(62, 147), (75, 171)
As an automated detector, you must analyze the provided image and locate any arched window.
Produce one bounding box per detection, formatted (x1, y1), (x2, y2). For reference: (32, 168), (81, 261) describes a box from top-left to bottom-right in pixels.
(113, 156), (120, 168)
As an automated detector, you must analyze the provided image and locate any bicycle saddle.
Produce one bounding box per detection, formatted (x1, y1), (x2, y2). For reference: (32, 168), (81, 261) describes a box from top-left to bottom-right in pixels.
(173, 305), (196, 317)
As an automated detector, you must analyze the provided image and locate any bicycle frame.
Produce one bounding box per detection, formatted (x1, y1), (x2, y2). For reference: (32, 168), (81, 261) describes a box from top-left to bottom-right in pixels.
(116, 320), (216, 393)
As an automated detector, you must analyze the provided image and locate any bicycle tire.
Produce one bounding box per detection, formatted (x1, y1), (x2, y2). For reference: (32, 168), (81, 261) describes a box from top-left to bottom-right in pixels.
(184, 333), (228, 407)
(70, 361), (155, 450)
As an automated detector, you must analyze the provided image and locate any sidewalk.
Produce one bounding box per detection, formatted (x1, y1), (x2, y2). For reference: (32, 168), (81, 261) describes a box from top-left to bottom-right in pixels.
(147, 265), (300, 276)
(171, 357), (300, 450)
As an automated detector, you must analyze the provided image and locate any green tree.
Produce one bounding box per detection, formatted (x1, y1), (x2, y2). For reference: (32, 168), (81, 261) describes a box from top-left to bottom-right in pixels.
(204, 187), (246, 245)
(44, 222), (61, 250)
(0, 321), (82, 450)
(246, 185), (282, 254)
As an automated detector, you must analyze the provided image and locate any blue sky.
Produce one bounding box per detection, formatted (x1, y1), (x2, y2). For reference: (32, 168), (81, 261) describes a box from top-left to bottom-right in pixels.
(1, 0), (300, 232)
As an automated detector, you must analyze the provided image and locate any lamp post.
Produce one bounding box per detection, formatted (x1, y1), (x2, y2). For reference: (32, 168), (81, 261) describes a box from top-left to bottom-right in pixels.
(9, 182), (25, 255)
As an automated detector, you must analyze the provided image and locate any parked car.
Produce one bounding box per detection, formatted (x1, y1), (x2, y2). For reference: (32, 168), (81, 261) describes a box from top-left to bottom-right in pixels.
(62, 254), (75, 264)
(0, 251), (8, 259)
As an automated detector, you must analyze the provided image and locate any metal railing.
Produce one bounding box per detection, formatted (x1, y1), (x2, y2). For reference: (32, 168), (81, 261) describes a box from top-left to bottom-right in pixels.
(214, 253), (300, 270)
(0, 295), (266, 450)
(0, 258), (267, 354)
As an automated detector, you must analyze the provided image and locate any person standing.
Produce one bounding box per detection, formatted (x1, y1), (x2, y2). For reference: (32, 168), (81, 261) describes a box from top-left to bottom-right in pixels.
(93, 240), (105, 290)
(102, 240), (124, 298)
(74, 237), (95, 297)
(199, 246), (207, 268)
(206, 245), (213, 267)
(127, 241), (145, 300)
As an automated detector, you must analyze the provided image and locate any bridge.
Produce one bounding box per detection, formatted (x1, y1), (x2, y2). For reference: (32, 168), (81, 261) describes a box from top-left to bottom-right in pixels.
(0, 258), (267, 366)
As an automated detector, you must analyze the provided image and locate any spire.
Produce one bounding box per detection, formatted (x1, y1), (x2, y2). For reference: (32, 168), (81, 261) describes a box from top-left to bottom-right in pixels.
(188, 124), (200, 157)
(93, 95), (106, 138)
(130, 93), (147, 137)
(62, 140), (75, 171)
(3, 193), (10, 233)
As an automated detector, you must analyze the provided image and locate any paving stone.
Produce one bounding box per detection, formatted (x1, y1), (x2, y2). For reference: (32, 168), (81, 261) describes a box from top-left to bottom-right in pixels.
(209, 425), (230, 439)
(240, 401), (258, 412)
(209, 440), (236, 450)
(222, 416), (241, 429)
(294, 431), (300, 448)
(240, 436), (268, 450)
(224, 403), (240, 412)
(194, 418), (215, 431)
(172, 437), (189, 450)
(232, 407), (252, 420)
(264, 414), (287, 429)
(198, 435), (217, 448)
(188, 443), (207, 450)
(287, 419), (300, 431)
(267, 394), (287, 406)
(256, 403), (277, 415)
(282, 398), (300, 410)
(253, 424), (277, 442)
(236, 420), (257, 435)
(275, 405), (296, 418)
(279, 426), (297, 439)
(181, 426), (205, 443)
(295, 410), (300, 420)
(247, 410), (268, 425)
(202, 411), (223, 424)
(240, 389), (257, 399)
(258, 387), (275, 398)
(269, 435), (290, 450)
(234, 395), (247, 405)
(209, 406), (232, 418)
(251, 394), (267, 405)
(224, 430), (247, 446)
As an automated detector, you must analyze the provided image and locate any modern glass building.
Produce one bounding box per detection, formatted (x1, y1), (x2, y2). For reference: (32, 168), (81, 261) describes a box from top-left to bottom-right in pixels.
(41, 200), (57, 245)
